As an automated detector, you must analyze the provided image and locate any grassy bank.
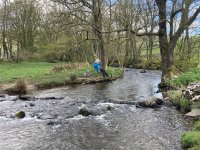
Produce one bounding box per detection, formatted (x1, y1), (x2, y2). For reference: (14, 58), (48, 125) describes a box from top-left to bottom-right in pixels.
(0, 62), (124, 91)
(170, 68), (200, 86)
(166, 67), (200, 149)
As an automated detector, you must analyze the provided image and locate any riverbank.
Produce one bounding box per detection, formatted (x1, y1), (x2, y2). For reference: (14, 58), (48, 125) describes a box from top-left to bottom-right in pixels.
(0, 62), (124, 94)
(163, 67), (200, 149)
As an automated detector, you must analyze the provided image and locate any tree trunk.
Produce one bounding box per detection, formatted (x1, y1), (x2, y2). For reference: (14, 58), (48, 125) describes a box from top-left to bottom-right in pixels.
(2, 0), (9, 60)
(92, 0), (106, 69)
(156, 0), (172, 82)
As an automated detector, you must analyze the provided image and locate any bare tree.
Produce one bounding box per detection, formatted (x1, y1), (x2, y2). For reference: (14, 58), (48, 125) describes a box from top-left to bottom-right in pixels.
(155, 0), (200, 81)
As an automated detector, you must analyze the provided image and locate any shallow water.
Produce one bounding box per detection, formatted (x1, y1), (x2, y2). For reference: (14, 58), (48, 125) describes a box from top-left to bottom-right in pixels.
(0, 69), (190, 150)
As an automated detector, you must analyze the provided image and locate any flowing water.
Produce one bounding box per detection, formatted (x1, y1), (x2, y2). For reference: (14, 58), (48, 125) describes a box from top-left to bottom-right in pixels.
(0, 69), (190, 150)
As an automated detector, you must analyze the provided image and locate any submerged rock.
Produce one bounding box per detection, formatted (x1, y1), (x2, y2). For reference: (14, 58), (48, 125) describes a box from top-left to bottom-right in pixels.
(140, 69), (147, 73)
(15, 111), (25, 118)
(0, 94), (6, 98)
(30, 103), (35, 107)
(107, 105), (113, 110)
(19, 95), (32, 101)
(78, 108), (93, 116)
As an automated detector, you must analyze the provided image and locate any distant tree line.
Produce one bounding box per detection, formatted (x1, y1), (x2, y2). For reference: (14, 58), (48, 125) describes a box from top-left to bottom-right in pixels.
(0, 0), (200, 82)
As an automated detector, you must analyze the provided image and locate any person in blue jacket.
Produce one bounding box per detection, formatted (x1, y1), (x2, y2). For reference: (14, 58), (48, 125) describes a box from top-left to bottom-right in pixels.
(93, 59), (101, 72)
(93, 59), (108, 78)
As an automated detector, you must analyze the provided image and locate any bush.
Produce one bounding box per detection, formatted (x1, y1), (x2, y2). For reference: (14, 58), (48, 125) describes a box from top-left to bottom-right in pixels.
(5, 79), (27, 95)
(180, 98), (191, 112)
(181, 131), (200, 148)
(134, 58), (162, 70)
(51, 63), (86, 73)
(69, 74), (77, 82)
(16, 79), (27, 94)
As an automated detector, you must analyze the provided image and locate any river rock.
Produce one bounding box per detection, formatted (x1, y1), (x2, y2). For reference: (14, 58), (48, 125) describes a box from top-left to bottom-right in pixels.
(19, 95), (32, 101)
(182, 82), (200, 102)
(129, 65), (133, 68)
(15, 111), (26, 118)
(30, 103), (35, 107)
(185, 109), (200, 117)
(136, 97), (164, 108)
(107, 105), (113, 110)
(0, 94), (6, 98)
(140, 69), (147, 73)
(78, 108), (93, 116)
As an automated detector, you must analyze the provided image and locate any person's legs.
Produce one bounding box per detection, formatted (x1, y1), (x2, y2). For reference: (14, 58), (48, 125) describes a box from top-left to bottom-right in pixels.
(100, 68), (108, 78)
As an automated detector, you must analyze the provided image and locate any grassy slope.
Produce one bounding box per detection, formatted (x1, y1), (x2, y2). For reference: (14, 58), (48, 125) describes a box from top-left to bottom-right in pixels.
(168, 67), (200, 149)
(0, 62), (56, 84)
(0, 62), (123, 85)
(170, 68), (200, 86)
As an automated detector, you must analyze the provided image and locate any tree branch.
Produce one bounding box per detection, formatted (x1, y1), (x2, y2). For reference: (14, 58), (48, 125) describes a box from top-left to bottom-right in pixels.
(102, 29), (159, 36)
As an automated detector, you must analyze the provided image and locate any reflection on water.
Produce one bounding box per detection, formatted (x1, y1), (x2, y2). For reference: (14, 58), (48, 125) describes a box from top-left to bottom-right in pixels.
(0, 69), (190, 150)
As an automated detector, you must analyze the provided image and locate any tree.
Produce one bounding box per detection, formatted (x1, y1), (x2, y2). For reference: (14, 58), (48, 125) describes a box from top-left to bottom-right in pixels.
(155, 0), (200, 82)
(1, 0), (9, 60)
(10, 0), (41, 60)
(52, 0), (107, 68)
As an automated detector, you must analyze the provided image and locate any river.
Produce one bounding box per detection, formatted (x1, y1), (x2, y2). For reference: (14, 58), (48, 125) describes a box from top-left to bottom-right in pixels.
(0, 69), (190, 150)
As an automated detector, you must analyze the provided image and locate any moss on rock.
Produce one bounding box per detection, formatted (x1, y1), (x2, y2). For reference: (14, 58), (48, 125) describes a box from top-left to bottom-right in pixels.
(15, 111), (26, 118)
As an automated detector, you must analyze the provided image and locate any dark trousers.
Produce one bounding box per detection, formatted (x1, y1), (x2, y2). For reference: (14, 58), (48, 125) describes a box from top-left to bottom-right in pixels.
(100, 68), (108, 78)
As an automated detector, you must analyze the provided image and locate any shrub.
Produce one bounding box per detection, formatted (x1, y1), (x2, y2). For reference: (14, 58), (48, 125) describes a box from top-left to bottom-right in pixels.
(5, 79), (27, 95)
(180, 98), (191, 112)
(51, 63), (86, 72)
(16, 79), (27, 94)
(181, 131), (200, 148)
(69, 74), (77, 82)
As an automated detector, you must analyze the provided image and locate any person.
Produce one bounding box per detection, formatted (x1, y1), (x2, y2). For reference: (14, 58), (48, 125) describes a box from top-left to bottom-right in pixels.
(93, 59), (108, 78)
(84, 70), (90, 78)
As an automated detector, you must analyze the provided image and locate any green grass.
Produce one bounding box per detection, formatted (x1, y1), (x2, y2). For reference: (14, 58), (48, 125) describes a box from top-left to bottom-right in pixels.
(192, 102), (200, 110)
(181, 119), (200, 149)
(194, 121), (200, 131)
(0, 62), (123, 87)
(0, 62), (55, 84)
(182, 131), (200, 149)
(170, 68), (200, 86)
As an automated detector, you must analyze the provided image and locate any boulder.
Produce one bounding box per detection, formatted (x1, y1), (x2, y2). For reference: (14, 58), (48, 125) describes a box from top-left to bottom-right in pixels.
(78, 108), (93, 116)
(185, 109), (200, 117)
(30, 103), (35, 107)
(15, 111), (25, 118)
(150, 102), (158, 108)
(136, 97), (164, 108)
(150, 97), (164, 105)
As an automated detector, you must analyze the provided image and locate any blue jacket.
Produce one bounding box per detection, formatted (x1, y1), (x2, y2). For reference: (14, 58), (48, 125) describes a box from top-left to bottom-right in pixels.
(93, 63), (100, 72)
